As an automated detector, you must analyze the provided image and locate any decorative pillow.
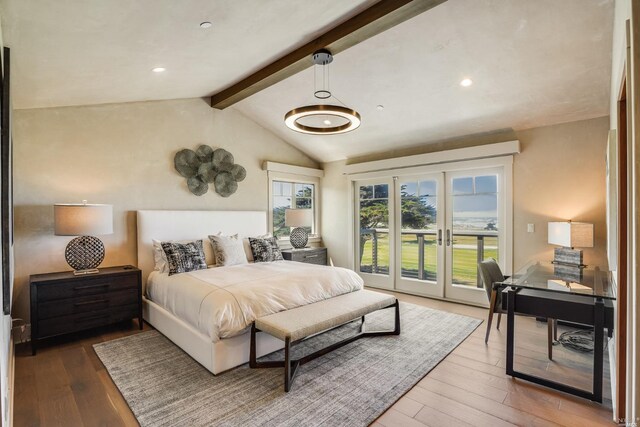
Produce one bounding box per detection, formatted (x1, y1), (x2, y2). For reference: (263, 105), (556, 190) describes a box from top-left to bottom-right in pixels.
(243, 233), (272, 262)
(248, 236), (284, 263)
(208, 234), (248, 266)
(160, 240), (208, 276)
(153, 238), (215, 272)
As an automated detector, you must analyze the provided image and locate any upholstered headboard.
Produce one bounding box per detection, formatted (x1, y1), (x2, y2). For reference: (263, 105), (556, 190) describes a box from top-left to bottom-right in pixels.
(136, 210), (268, 289)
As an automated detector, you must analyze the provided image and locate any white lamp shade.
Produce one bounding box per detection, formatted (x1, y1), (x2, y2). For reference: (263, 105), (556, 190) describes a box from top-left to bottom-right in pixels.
(54, 204), (113, 236)
(547, 222), (593, 248)
(284, 208), (312, 228)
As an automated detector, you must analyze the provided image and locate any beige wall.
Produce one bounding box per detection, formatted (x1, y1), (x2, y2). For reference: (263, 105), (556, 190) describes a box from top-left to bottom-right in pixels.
(511, 117), (609, 268)
(322, 116), (609, 272)
(12, 98), (318, 321)
(610, 0), (630, 129)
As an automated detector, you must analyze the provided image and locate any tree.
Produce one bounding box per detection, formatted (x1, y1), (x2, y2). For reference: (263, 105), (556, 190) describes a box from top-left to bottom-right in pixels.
(359, 185), (436, 230)
(400, 188), (436, 229)
(273, 185), (313, 238)
(484, 220), (497, 231)
(358, 185), (436, 262)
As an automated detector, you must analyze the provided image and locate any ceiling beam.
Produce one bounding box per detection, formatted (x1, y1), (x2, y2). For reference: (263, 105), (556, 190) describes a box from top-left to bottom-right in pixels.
(210, 0), (447, 109)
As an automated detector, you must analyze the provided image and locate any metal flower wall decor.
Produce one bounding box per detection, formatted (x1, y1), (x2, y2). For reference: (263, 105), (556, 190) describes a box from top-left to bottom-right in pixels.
(174, 145), (246, 197)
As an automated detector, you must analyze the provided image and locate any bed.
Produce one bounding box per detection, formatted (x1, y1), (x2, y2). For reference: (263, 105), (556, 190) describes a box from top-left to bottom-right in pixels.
(137, 210), (363, 374)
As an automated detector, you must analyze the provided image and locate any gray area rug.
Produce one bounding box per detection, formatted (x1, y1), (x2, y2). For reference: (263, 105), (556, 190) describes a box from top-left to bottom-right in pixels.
(94, 302), (481, 427)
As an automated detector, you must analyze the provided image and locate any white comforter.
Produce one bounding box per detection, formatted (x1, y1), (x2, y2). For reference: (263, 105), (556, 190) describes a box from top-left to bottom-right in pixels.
(146, 260), (363, 341)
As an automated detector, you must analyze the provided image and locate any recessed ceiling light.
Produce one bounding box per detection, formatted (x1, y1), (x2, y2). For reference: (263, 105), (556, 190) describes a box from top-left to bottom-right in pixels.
(376, 105), (385, 111)
(200, 21), (212, 29)
(460, 78), (473, 87)
(323, 119), (332, 125)
(152, 67), (166, 73)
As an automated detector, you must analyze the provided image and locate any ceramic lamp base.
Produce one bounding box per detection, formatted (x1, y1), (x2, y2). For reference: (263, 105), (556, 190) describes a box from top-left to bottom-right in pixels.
(289, 227), (309, 249)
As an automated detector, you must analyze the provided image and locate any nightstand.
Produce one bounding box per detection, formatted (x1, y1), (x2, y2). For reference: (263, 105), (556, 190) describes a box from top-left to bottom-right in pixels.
(281, 247), (327, 266)
(29, 265), (142, 355)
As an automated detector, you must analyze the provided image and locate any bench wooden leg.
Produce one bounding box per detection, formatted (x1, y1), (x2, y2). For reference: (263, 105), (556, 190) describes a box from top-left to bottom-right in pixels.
(393, 299), (401, 335)
(284, 337), (291, 392)
(249, 324), (282, 370)
(250, 323), (257, 368)
(251, 299), (401, 393)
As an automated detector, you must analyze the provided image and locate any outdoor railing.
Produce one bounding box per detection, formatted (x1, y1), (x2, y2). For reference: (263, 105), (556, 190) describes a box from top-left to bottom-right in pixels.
(360, 228), (499, 288)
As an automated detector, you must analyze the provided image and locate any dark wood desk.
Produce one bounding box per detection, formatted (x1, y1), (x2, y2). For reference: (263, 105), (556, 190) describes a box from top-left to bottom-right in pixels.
(499, 262), (615, 402)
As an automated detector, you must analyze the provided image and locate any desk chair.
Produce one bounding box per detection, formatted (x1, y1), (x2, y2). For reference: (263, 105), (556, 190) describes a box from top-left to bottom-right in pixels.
(478, 259), (557, 359)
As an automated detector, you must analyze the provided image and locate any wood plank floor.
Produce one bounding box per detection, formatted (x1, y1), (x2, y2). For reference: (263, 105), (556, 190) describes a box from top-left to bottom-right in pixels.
(14, 290), (615, 427)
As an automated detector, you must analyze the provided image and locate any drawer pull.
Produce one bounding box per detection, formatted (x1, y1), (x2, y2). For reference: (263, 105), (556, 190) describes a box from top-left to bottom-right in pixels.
(304, 254), (318, 258)
(74, 314), (109, 323)
(74, 283), (109, 291)
(74, 299), (108, 307)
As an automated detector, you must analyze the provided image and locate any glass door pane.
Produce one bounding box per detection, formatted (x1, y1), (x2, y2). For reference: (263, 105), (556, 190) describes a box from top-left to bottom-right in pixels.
(355, 179), (394, 289)
(395, 174), (445, 297)
(445, 168), (502, 305)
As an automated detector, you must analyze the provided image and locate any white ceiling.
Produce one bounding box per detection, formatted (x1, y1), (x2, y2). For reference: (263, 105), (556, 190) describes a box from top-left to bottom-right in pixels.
(1, 0), (375, 109)
(2, 0), (614, 163)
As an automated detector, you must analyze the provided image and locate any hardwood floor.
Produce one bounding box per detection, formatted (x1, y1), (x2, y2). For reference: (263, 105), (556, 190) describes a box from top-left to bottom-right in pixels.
(14, 290), (615, 427)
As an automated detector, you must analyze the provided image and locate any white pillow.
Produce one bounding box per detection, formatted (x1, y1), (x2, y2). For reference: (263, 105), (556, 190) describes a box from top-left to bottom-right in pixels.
(243, 233), (272, 262)
(153, 238), (215, 273)
(209, 234), (249, 267)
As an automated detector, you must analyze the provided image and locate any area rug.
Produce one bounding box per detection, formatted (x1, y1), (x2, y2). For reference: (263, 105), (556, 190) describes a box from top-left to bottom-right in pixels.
(94, 302), (481, 427)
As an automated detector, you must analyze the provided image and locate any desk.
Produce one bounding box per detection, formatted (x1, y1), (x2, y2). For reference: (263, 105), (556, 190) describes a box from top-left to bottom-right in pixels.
(499, 262), (615, 402)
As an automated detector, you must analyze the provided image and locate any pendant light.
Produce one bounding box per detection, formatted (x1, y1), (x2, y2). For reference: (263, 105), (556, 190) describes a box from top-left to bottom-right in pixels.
(284, 49), (361, 135)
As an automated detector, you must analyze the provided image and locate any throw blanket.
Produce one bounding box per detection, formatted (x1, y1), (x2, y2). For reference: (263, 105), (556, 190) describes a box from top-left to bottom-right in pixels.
(146, 261), (364, 341)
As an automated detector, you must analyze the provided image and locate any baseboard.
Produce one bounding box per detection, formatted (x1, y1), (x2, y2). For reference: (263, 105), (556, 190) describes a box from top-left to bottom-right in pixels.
(364, 286), (489, 310)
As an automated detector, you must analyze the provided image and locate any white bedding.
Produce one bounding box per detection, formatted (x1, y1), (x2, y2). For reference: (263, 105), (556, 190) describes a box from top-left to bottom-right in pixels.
(146, 260), (364, 341)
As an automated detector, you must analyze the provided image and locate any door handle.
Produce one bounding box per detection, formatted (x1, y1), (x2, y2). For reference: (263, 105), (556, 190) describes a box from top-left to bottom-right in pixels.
(446, 229), (451, 246)
(437, 229), (443, 246)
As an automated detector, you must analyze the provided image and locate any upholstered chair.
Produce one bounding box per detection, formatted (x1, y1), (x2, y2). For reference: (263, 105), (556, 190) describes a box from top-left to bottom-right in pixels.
(478, 259), (557, 359)
(478, 259), (507, 344)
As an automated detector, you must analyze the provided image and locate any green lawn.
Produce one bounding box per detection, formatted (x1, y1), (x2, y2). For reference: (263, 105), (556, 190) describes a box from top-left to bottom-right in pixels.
(360, 233), (498, 287)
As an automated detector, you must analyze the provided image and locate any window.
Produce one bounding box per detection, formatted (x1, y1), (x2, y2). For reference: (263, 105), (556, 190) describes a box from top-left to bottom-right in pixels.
(272, 180), (315, 238)
(265, 161), (323, 240)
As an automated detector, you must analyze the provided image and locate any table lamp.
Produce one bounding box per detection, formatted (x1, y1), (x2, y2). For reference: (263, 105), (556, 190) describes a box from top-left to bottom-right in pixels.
(547, 221), (593, 267)
(54, 201), (113, 275)
(284, 208), (312, 249)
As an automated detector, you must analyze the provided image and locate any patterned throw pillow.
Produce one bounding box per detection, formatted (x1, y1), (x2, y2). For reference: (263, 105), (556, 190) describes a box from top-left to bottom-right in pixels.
(208, 234), (249, 267)
(160, 240), (208, 276)
(248, 236), (284, 263)
(152, 238), (215, 273)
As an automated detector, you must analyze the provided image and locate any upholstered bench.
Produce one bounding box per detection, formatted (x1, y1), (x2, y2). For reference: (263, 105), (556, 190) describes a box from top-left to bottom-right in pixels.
(249, 289), (400, 392)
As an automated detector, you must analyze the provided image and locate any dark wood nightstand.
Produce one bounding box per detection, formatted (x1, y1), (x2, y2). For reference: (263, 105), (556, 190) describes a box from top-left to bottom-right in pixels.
(281, 247), (327, 266)
(29, 265), (142, 355)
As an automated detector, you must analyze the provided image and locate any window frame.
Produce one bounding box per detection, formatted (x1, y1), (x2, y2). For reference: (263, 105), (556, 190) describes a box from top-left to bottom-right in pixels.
(267, 171), (321, 243)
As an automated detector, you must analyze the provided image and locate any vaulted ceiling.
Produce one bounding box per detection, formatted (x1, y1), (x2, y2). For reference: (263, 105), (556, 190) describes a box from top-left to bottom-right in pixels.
(1, 0), (614, 162)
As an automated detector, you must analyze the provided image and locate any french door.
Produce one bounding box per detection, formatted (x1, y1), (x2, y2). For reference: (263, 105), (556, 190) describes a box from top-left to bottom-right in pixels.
(394, 173), (445, 298)
(354, 161), (510, 306)
(444, 168), (504, 305)
(355, 177), (395, 289)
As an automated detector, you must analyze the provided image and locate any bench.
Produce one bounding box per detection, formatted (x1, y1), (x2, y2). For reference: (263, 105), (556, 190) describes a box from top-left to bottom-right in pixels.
(249, 289), (400, 392)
